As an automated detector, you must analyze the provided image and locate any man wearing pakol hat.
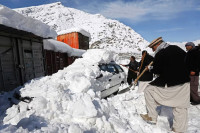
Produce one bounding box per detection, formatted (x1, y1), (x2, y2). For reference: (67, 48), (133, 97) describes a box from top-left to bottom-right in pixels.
(140, 37), (190, 133)
(185, 42), (200, 105)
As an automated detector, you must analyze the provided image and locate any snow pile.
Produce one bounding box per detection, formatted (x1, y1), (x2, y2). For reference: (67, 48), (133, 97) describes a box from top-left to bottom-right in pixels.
(0, 4), (57, 38)
(43, 39), (86, 57)
(0, 49), (163, 132)
(58, 28), (91, 39)
(1, 49), (200, 133)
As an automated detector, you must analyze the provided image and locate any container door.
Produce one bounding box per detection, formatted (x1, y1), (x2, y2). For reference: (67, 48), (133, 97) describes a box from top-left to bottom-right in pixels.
(55, 52), (60, 73)
(59, 53), (68, 69)
(17, 39), (45, 83)
(45, 50), (54, 75)
(0, 36), (21, 91)
(32, 41), (45, 78)
(17, 39), (34, 83)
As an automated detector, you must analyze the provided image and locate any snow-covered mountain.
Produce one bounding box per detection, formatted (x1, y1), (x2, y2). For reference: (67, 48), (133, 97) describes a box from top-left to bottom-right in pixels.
(15, 2), (150, 54)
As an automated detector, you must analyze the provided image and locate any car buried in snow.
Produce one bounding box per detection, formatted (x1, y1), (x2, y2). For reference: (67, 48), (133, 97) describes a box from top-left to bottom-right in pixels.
(96, 62), (126, 98)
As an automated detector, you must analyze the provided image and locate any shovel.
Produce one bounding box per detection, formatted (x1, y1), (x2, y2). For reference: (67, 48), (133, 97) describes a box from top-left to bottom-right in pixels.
(118, 61), (153, 94)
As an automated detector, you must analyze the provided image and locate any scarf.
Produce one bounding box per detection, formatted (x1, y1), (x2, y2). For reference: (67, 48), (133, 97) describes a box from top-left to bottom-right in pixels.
(154, 42), (169, 56)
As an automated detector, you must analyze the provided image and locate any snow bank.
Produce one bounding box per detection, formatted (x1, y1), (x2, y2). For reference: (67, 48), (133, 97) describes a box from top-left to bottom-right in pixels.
(2, 49), (121, 132)
(1, 49), (200, 133)
(1, 49), (149, 133)
(0, 4), (57, 38)
(43, 39), (85, 57)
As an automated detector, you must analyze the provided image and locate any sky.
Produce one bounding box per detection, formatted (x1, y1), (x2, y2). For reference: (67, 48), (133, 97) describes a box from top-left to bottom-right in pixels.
(1, 0), (200, 42)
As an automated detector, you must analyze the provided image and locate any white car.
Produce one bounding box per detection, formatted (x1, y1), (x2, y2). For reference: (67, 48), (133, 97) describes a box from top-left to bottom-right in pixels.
(97, 62), (126, 98)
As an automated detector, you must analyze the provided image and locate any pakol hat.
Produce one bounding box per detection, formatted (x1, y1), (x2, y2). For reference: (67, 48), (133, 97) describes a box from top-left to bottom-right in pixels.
(148, 37), (163, 48)
(185, 42), (195, 47)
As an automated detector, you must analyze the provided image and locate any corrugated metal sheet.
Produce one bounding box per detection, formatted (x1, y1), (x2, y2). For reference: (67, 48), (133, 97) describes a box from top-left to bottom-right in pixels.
(78, 33), (89, 50)
(57, 32), (79, 49)
(44, 50), (68, 75)
(0, 36), (21, 91)
(0, 28), (45, 92)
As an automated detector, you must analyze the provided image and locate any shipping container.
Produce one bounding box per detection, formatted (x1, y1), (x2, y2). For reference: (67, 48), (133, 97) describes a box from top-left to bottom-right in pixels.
(44, 50), (68, 75)
(57, 32), (89, 50)
(0, 24), (45, 91)
(43, 39), (85, 76)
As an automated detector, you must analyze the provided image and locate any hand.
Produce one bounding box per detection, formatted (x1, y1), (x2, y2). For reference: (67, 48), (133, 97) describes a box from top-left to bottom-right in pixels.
(147, 66), (153, 71)
(190, 71), (195, 76)
(145, 66), (149, 70)
(136, 71), (139, 75)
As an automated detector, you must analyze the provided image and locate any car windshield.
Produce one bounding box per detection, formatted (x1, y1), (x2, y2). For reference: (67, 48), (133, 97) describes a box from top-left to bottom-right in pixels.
(107, 64), (116, 73)
(99, 63), (120, 74)
(114, 64), (123, 72)
(99, 65), (107, 71)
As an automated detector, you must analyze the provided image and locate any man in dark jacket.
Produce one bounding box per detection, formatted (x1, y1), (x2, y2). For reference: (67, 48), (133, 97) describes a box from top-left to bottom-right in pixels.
(140, 37), (190, 133)
(185, 42), (200, 105)
(125, 56), (138, 85)
(137, 50), (154, 93)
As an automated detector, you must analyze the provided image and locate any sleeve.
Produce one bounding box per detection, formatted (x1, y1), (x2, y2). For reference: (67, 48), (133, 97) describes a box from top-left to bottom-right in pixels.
(124, 62), (130, 67)
(193, 49), (200, 72)
(198, 49), (200, 71)
(186, 49), (199, 73)
(151, 52), (163, 75)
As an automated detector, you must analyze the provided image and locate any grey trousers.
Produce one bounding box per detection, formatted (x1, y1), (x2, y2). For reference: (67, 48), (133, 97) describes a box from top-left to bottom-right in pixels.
(190, 76), (200, 103)
(144, 83), (190, 132)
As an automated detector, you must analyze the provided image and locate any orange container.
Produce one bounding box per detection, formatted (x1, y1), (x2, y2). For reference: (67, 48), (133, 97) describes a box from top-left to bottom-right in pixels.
(57, 32), (79, 49)
(57, 32), (89, 50)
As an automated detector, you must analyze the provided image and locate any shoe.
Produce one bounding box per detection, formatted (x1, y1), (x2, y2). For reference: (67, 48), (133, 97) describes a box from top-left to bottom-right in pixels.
(191, 102), (200, 105)
(172, 128), (182, 133)
(140, 114), (156, 124)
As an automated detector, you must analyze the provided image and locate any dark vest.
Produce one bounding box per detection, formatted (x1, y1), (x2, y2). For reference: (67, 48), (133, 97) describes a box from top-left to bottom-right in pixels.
(150, 45), (190, 87)
(139, 54), (154, 81)
(185, 46), (200, 76)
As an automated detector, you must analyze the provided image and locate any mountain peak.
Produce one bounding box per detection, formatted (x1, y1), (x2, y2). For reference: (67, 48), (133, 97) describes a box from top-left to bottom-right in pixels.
(15, 3), (150, 54)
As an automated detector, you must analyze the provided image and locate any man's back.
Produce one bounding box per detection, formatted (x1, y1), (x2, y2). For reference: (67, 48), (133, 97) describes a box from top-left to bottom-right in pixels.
(185, 46), (200, 76)
(150, 45), (190, 87)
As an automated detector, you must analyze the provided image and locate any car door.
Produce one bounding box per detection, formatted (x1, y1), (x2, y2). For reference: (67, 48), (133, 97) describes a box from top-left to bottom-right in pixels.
(106, 64), (120, 89)
(98, 64), (112, 89)
(104, 64), (121, 97)
(113, 64), (126, 84)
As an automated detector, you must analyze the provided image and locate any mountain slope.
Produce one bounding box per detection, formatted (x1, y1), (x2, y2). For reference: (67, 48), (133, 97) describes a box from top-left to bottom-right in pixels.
(15, 2), (150, 54)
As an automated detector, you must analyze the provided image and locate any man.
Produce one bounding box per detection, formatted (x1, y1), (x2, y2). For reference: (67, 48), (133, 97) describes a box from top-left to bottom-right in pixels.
(124, 56), (138, 85)
(137, 50), (154, 93)
(140, 37), (190, 133)
(185, 42), (200, 105)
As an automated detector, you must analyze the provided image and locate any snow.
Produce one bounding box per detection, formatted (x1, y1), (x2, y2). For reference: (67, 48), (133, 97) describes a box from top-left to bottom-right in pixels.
(43, 39), (86, 57)
(58, 28), (91, 39)
(0, 4), (57, 38)
(0, 49), (200, 133)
